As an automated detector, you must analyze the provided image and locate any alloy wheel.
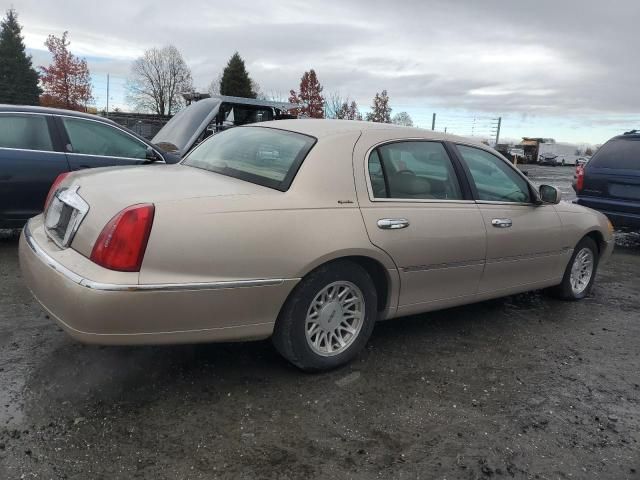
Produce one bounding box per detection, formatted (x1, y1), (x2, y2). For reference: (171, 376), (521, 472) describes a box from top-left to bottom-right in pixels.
(305, 281), (365, 357)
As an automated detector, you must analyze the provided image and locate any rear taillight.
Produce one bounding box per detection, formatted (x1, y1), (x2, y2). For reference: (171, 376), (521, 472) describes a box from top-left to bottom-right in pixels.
(90, 204), (155, 272)
(44, 172), (71, 209)
(575, 166), (585, 192)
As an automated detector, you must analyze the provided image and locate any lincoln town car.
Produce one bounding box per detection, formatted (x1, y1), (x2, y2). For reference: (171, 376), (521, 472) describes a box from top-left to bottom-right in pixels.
(19, 120), (614, 371)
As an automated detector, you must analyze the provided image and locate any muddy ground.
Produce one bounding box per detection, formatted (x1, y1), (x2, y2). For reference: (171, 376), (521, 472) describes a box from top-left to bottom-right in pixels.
(0, 165), (639, 479)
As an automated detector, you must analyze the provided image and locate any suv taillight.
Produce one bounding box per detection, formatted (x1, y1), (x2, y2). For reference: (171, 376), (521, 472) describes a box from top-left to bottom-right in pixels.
(575, 165), (585, 192)
(90, 204), (155, 272)
(44, 172), (71, 209)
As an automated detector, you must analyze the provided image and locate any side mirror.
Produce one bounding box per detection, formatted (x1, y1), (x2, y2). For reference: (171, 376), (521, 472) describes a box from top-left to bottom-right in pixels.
(539, 184), (561, 204)
(145, 146), (161, 162)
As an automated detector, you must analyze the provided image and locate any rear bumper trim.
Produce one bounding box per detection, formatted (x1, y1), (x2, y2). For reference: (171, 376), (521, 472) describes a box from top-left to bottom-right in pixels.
(24, 220), (288, 292)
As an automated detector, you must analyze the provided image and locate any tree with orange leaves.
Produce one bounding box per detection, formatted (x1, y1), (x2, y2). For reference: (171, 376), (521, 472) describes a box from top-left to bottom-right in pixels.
(39, 31), (93, 111)
(289, 69), (325, 118)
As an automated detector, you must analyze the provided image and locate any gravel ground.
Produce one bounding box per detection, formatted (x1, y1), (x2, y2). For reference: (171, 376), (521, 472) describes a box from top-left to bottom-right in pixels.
(1, 165), (639, 479)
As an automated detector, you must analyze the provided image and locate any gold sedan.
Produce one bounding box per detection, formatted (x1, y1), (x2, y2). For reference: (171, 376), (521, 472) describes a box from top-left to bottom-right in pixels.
(20, 120), (614, 371)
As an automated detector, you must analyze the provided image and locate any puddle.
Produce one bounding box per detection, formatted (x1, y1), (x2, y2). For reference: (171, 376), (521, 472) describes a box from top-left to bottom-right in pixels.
(615, 231), (640, 249)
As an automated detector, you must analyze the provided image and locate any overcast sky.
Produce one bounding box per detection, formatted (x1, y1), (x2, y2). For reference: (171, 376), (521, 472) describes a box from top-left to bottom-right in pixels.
(10, 0), (640, 144)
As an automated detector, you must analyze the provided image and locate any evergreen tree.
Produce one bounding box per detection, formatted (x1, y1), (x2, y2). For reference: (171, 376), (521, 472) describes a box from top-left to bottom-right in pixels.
(366, 90), (392, 123)
(0, 9), (40, 105)
(219, 52), (256, 98)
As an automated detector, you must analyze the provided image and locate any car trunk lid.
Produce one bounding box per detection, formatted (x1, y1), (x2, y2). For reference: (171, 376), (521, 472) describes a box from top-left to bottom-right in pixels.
(47, 164), (277, 258)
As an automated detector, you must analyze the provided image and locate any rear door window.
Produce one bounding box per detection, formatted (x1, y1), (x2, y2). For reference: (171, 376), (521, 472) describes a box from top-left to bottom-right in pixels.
(0, 114), (53, 151)
(370, 141), (463, 200)
(588, 137), (640, 170)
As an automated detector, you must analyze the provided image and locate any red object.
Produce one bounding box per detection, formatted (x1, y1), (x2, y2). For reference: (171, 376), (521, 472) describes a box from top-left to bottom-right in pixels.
(575, 165), (585, 192)
(39, 32), (93, 111)
(44, 172), (70, 209)
(90, 204), (155, 272)
(289, 69), (325, 118)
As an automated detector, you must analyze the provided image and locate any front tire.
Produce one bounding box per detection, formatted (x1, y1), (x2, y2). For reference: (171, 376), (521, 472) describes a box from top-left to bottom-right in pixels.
(272, 260), (378, 372)
(551, 236), (599, 300)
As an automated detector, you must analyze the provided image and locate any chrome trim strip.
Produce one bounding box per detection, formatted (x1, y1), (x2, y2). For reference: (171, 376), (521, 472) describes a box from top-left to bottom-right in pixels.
(363, 139), (474, 204)
(486, 248), (572, 264)
(24, 221), (288, 292)
(366, 198), (476, 204)
(0, 111), (164, 160)
(64, 151), (148, 161)
(402, 259), (485, 273)
(476, 200), (536, 207)
(0, 146), (66, 154)
(401, 247), (572, 273)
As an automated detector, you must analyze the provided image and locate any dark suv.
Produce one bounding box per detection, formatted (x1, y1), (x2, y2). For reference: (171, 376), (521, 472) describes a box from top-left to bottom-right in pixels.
(0, 105), (178, 229)
(574, 131), (640, 230)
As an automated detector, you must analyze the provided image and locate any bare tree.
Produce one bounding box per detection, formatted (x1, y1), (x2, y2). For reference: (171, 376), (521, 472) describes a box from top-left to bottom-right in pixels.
(207, 72), (222, 96)
(324, 92), (362, 120)
(251, 79), (265, 100)
(392, 111), (413, 127)
(127, 45), (193, 116)
(338, 100), (362, 120)
(324, 91), (344, 119)
(266, 90), (290, 103)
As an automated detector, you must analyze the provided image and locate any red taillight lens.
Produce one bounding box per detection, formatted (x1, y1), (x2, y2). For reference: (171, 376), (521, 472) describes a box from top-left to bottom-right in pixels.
(44, 172), (71, 209)
(90, 204), (155, 272)
(575, 166), (585, 192)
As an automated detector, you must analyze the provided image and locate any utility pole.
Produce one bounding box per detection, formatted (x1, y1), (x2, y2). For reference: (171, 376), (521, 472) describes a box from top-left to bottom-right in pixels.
(431, 113), (436, 131)
(106, 74), (110, 118)
(495, 116), (502, 145)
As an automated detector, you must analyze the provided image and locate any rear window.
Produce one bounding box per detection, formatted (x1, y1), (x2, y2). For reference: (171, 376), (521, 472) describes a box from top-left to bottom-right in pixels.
(588, 137), (640, 170)
(182, 126), (316, 191)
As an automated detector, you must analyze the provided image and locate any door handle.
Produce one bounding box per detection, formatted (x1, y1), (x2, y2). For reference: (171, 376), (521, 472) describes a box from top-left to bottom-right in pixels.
(377, 218), (410, 230)
(491, 218), (512, 228)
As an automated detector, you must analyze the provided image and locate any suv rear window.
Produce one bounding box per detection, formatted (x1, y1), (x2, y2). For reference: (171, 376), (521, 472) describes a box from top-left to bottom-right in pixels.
(183, 126), (316, 191)
(588, 137), (640, 170)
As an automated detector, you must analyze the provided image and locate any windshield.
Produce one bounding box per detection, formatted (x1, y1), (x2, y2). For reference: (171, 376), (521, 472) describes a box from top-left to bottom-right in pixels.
(182, 126), (316, 191)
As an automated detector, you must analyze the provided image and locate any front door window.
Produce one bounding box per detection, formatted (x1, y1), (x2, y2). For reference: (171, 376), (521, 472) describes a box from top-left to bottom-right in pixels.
(62, 118), (147, 159)
(456, 145), (531, 203)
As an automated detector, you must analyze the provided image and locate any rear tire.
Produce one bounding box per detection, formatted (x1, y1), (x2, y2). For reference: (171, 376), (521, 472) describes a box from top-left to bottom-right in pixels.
(272, 260), (378, 372)
(551, 236), (599, 300)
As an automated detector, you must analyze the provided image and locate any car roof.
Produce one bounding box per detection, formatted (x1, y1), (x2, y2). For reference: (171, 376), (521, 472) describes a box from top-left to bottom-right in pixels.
(0, 104), (121, 125)
(253, 118), (485, 145)
(0, 104), (152, 144)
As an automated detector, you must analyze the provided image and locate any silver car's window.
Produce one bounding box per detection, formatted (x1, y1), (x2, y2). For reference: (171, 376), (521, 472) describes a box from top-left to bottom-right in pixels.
(62, 118), (147, 159)
(457, 145), (531, 203)
(183, 126), (316, 191)
(0, 114), (53, 151)
(371, 141), (463, 200)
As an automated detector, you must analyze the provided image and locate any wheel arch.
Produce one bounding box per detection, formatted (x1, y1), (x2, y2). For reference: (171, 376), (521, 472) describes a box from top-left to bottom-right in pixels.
(584, 229), (605, 255)
(291, 251), (399, 320)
